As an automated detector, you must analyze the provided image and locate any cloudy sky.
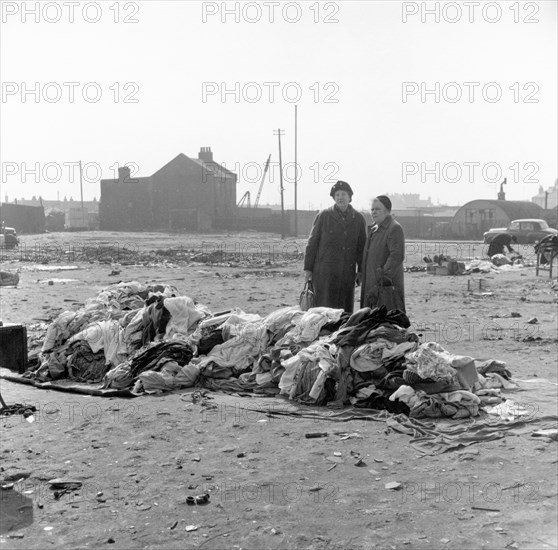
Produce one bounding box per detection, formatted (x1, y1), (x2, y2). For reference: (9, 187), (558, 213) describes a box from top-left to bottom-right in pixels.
(1, 0), (556, 211)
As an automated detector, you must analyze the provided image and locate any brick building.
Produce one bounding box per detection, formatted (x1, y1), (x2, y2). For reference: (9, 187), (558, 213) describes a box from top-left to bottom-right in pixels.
(0, 203), (45, 234)
(99, 147), (237, 231)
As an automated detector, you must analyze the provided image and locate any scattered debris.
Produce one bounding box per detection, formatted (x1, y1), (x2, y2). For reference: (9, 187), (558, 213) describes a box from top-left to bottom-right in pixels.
(0, 270), (19, 286)
(48, 479), (83, 490)
(336, 432), (363, 440)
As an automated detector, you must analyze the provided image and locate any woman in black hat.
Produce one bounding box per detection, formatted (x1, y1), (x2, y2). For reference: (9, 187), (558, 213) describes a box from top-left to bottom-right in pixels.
(361, 195), (406, 312)
(303, 181), (367, 313)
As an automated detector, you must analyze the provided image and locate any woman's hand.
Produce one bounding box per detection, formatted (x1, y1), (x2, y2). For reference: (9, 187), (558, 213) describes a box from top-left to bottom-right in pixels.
(304, 270), (313, 282)
(355, 272), (362, 286)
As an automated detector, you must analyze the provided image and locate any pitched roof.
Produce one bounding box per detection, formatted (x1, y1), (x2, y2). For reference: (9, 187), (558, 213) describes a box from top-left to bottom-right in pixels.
(150, 153), (236, 181)
(190, 158), (236, 180)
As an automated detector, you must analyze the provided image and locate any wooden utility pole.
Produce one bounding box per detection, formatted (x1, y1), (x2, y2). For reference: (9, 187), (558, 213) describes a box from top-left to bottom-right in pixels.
(294, 105), (298, 237)
(274, 129), (285, 239)
(79, 160), (85, 227)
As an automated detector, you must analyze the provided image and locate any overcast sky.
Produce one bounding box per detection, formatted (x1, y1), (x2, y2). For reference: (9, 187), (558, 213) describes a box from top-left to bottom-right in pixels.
(1, 0), (557, 210)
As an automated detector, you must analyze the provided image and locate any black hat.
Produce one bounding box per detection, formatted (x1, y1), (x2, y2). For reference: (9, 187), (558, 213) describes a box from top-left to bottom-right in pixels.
(375, 195), (392, 212)
(330, 180), (353, 198)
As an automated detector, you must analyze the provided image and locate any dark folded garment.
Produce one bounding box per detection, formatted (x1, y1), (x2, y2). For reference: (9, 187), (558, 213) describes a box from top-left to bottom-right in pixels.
(334, 306), (411, 347)
(129, 341), (194, 379)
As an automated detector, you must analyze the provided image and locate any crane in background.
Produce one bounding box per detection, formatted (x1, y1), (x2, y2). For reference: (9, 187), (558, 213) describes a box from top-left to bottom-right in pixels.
(236, 154), (271, 208)
(254, 154), (271, 208)
(237, 190), (251, 208)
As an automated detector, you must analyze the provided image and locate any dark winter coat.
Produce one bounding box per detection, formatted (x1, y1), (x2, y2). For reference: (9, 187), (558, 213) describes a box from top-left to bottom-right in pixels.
(487, 234), (514, 257)
(304, 205), (367, 313)
(360, 215), (406, 312)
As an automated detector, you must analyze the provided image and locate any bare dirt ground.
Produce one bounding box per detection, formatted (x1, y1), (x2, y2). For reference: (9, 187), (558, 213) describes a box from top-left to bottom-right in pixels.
(1, 231), (557, 550)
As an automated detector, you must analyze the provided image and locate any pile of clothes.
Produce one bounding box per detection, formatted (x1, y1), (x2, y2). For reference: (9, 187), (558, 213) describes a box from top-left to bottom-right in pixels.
(26, 281), (514, 418)
(28, 281), (209, 384)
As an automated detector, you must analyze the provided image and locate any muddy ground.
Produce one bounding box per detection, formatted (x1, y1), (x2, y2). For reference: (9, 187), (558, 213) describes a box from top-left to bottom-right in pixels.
(0, 231), (557, 550)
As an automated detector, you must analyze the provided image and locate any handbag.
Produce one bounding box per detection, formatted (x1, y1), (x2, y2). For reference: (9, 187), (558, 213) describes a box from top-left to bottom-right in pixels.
(299, 280), (315, 311)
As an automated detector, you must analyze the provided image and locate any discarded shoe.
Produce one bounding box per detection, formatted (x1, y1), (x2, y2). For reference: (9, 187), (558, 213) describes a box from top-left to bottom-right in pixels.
(195, 494), (209, 505)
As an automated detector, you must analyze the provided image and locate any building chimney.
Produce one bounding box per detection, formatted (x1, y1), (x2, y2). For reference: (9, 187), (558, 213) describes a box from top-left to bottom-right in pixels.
(198, 146), (213, 162)
(118, 166), (131, 182)
(497, 177), (507, 200)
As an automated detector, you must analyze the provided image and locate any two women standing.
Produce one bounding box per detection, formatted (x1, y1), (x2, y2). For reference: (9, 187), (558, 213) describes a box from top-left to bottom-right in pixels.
(304, 183), (405, 314)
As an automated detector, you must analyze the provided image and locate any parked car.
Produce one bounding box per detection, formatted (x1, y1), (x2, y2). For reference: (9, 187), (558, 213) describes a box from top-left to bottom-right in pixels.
(0, 225), (19, 249)
(483, 219), (558, 245)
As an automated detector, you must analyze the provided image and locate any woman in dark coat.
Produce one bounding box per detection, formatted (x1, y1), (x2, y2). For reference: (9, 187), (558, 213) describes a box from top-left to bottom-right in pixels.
(304, 181), (367, 313)
(361, 195), (406, 312)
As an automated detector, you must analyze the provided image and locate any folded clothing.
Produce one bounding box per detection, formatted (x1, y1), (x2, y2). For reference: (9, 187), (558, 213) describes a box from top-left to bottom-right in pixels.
(67, 340), (107, 383)
(350, 339), (394, 373)
(405, 342), (459, 384)
(333, 307), (411, 347)
(476, 359), (512, 379)
(390, 385), (480, 419)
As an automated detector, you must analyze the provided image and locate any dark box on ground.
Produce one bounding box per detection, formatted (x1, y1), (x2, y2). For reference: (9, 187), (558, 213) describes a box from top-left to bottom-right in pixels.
(0, 323), (28, 373)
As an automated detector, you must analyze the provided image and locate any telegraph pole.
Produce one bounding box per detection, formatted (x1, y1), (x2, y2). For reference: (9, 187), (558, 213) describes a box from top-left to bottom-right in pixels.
(79, 160), (85, 227)
(274, 129), (285, 239)
(294, 105), (298, 237)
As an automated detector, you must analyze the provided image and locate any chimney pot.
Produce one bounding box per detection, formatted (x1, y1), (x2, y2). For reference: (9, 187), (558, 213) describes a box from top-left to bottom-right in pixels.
(118, 166), (131, 182)
(198, 147), (213, 162)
